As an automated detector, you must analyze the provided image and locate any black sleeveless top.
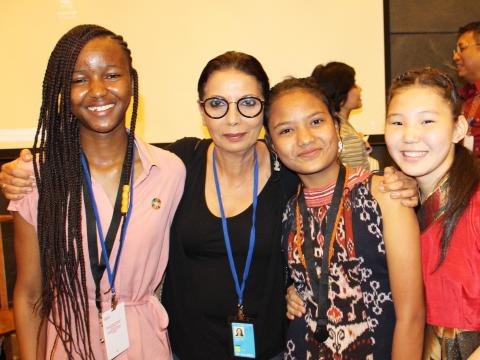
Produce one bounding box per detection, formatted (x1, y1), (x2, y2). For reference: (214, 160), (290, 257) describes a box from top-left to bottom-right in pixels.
(163, 138), (298, 359)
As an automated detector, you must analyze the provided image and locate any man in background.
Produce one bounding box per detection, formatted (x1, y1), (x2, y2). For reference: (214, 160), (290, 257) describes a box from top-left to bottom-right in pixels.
(453, 21), (480, 157)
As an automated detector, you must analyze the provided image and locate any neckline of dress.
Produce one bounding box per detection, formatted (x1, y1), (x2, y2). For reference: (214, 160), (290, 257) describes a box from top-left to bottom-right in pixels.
(303, 167), (370, 207)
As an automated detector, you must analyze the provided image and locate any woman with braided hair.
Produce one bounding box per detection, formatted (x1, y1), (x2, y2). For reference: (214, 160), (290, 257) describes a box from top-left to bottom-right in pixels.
(2, 48), (419, 359)
(8, 24), (185, 358)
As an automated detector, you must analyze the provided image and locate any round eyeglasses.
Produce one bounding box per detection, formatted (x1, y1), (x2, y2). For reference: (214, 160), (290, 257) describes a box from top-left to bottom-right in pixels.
(199, 96), (264, 119)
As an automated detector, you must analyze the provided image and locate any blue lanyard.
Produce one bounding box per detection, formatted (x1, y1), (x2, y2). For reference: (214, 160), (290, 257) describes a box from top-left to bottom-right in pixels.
(212, 147), (258, 308)
(81, 152), (134, 297)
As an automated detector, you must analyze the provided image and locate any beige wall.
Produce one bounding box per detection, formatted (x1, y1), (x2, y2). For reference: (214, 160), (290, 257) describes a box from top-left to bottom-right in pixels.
(0, 0), (385, 149)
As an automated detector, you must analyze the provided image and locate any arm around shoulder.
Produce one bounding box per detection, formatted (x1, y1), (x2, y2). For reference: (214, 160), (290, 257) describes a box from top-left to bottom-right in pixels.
(372, 175), (425, 360)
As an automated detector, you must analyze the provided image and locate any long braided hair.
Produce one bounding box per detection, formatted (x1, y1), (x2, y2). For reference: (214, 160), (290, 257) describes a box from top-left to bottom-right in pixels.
(33, 24), (139, 358)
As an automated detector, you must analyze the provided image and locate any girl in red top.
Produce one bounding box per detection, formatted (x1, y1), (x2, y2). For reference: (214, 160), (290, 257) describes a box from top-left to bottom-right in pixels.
(385, 67), (480, 359)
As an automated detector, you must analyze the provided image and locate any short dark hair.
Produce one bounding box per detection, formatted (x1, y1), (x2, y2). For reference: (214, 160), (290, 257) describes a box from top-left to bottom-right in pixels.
(458, 21), (480, 41)
(197, 51), (269, 101)
(311, 62), (355, 113)
(265, 77), (337, 132)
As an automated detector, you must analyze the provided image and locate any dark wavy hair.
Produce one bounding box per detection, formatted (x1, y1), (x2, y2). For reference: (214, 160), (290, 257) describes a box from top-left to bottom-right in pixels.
(264, 76), (337, 133)
(33, 24), (138, 358)
(388, 67), (480, 267)
(311, 62), (356, 113)
(197, 51), (269, 102)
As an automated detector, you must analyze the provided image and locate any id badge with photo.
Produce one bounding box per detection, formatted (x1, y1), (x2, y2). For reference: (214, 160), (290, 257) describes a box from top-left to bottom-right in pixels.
(102, 302), (129, 359)
(230, 321), (256, 358)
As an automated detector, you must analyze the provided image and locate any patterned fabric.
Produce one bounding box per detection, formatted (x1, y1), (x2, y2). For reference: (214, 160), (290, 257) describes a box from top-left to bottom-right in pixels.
(423, 325), (480, 360)
(282, 168), (395, 359)
(460, 80), (480, 157)
(338, 115), (370, 170)
(417, 176), (448, 231)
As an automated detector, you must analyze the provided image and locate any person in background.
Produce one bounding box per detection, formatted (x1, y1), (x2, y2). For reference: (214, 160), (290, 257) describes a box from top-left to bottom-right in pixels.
(0, 51), (420, 360)
(8, 24), (185, 359)
(266, 77), (424, 359)
(311, 62), (372, 169)
(385, 67), (480, 359)
(453, 21), (480, 157)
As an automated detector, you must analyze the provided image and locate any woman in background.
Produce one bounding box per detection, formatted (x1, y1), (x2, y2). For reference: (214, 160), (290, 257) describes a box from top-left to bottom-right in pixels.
(311, 62), (372, 169)
(385, 67), (480, 359)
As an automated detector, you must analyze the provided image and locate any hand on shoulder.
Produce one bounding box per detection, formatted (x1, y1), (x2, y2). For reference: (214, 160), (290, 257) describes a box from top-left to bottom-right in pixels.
(0, 149), (35, 200)
(380, 167), (419, 208)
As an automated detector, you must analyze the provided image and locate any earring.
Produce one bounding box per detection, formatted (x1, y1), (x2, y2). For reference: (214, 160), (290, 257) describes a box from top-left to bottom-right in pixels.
(338, 140), (344, 153)
(273, 152), (281, 172)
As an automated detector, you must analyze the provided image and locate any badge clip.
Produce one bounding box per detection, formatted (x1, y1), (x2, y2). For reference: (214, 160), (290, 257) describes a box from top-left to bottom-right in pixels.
(237, 304), (245, 321)
(111, 293), (118, 311)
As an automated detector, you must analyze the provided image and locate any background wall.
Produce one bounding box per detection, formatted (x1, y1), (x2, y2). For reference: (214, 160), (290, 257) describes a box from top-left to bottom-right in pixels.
(0, 0), (386, 149)
(386, 0), (480, 88)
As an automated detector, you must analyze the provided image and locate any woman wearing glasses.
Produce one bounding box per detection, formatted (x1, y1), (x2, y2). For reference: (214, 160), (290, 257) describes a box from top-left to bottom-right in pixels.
(162, 52), (418, 359)
(162, 52), (297, 359)
(0, 51), (418, 359)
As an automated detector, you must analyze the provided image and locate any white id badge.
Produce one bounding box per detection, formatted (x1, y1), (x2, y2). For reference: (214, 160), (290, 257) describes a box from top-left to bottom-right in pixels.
(102, 302), (129, 359)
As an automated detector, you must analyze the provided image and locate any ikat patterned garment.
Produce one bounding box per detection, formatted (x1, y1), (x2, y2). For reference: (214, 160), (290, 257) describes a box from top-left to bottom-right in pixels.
(282, 169), (395, 359)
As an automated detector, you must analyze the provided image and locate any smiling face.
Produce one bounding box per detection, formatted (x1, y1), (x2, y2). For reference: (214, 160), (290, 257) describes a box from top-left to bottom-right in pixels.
(199, 68), (264, 154)
(268, 89), (340, 188)
(70, 36), (132, 136)
(453, 31), (480, 83)
(385, 85), (465, 191)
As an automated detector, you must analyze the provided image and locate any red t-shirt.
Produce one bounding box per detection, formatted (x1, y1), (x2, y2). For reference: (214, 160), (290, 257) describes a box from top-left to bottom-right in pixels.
(421, 187), (480, 330)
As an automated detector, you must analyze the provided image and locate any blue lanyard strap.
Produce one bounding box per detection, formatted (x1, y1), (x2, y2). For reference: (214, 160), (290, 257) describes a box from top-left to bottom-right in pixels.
(81, 151), (134, 298)
(212, 147), (258, 307)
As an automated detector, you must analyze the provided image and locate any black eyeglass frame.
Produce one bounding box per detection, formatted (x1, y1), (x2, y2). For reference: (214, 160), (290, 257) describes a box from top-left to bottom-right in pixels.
(198, 96), (265, 119)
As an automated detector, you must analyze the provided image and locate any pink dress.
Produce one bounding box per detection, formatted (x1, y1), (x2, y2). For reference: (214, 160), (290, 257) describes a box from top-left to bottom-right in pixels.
(9, 137), (185, 359)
